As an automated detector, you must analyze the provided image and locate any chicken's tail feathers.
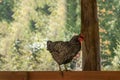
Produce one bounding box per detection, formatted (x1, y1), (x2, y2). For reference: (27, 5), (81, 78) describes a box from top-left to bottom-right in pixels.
(47, 40), (52, 45)
(47, 40), (52, 51)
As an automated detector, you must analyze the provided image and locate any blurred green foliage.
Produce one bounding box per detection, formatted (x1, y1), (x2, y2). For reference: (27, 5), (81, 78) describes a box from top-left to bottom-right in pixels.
(0, 0), (120, 71)
(98, 0), (120, 70)
(0, 0), (14, 22)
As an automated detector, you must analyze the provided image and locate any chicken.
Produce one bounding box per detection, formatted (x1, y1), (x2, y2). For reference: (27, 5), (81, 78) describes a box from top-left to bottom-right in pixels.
(47, 35), (83, 71)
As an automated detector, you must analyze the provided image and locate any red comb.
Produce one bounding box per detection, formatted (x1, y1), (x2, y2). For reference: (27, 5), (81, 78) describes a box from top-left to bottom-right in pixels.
(78, 34), (84, 42)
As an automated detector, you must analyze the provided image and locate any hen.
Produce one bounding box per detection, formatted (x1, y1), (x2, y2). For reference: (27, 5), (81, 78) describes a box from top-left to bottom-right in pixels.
(47, 35), (83, 71)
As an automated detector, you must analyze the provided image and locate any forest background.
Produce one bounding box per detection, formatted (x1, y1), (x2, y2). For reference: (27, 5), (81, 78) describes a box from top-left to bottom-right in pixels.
(0, 0), (120, 71)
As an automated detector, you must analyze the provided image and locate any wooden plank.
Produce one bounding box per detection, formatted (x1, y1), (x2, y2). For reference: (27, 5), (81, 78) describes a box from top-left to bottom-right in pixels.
(0, 72), (28, 80)
(0, 71), (120, 80)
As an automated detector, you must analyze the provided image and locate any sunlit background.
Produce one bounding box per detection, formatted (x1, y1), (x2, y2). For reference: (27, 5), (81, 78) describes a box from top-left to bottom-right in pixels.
(0, 0), (120, 71)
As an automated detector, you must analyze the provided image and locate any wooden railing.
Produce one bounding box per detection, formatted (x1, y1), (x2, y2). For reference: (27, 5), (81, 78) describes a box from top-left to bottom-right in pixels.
(0, 71), (120, 80)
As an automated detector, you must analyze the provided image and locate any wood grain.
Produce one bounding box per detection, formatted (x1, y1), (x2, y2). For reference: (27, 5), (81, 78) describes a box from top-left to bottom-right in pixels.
(81, 0), (100, 70)
(0, 71), (120, 80)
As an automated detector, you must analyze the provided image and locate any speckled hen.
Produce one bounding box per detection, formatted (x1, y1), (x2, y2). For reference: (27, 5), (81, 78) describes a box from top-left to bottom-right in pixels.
(47, 35), (83, 71)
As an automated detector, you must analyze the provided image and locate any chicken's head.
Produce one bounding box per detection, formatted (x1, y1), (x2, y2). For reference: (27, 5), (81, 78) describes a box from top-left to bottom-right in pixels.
(78, 34), (84, 43)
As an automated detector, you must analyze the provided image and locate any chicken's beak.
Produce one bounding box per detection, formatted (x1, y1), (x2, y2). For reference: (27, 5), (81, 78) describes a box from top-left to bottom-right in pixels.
(78, 37), (83, 43)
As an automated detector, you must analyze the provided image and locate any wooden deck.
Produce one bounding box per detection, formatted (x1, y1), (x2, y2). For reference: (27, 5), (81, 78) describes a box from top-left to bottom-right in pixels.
(0, 71), (120, 80)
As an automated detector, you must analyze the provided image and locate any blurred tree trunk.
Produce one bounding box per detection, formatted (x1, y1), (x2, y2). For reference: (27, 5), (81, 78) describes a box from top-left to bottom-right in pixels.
(81, 0), (100, 70)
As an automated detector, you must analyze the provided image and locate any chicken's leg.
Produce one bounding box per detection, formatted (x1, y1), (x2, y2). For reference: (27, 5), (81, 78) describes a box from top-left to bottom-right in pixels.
(58, 64), (64, 77)
(58, 64), (61, 71)
(64, 64), (68, 71)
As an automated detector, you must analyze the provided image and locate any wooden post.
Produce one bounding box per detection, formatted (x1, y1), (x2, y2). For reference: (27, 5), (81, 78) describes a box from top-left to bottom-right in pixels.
(81, 0), (101, 70)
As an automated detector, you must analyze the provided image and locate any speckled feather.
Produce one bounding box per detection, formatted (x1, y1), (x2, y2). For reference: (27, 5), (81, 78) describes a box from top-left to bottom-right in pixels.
(47, 35), (81, 65)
